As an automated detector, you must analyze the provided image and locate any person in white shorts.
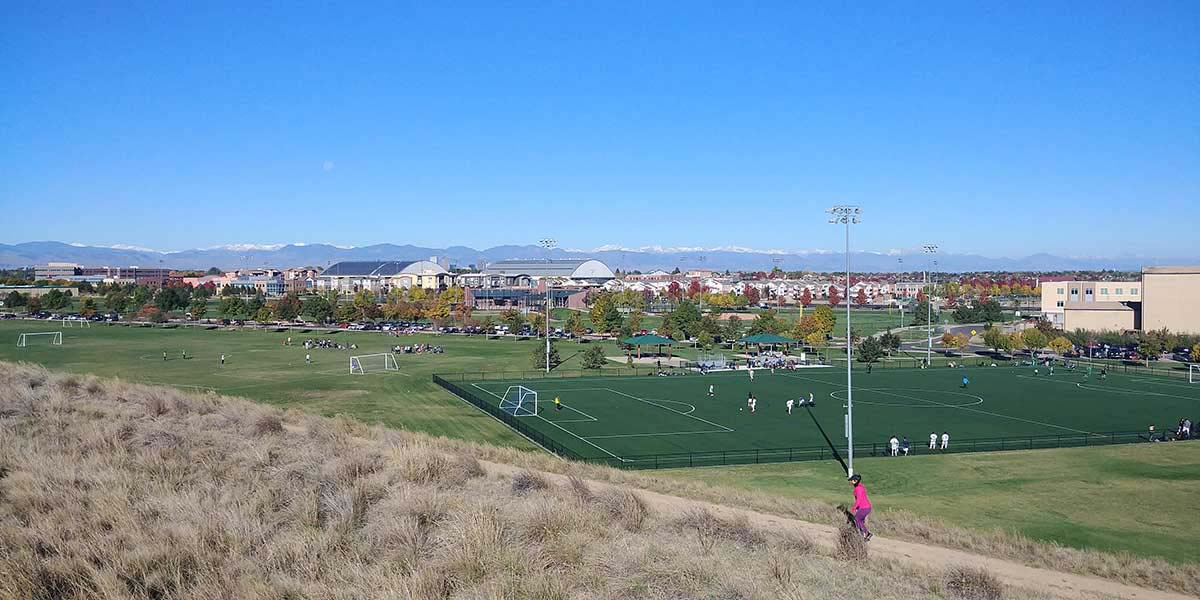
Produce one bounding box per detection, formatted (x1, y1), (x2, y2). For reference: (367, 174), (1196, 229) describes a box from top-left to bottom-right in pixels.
(305, 354), (311, 364)
(929, 431), (937, 450)
(749, 396), (757, 413)
(708, 384), (715, 397)
(749, 368), (755, 382)
(889, 435), (899, 457)
(786, 398), (795, 415)
(940, 431), (950, 450)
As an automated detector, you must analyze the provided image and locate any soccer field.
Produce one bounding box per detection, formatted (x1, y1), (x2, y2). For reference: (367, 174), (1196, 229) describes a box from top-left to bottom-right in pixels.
(446, 364), (1200, 468)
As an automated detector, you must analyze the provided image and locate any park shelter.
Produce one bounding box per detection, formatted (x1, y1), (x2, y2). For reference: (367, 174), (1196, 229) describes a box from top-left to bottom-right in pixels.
(739, 333), (799, 352)
(621, 334), (676, 358)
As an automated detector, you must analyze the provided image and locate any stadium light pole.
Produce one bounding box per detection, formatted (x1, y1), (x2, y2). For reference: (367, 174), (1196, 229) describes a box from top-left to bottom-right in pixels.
(828, 205), (861, 478)
(923, 245), (938, 366)
(897, 258), (904, 329)
(539, 238), (557, 373)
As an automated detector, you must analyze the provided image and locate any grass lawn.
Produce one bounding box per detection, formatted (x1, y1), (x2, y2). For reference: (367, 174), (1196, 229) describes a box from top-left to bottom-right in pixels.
(657, 442), (1200, 563)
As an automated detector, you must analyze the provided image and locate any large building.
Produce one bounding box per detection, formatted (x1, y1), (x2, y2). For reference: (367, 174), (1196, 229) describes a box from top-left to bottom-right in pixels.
(1062, 301), (1136, 332)
(34, 263), (171, 286)
(1040, 278), (1141, 327)
(1140, 266), (1200, 334)
(467, 259), (615, 288)
(316, 260), (452, 294)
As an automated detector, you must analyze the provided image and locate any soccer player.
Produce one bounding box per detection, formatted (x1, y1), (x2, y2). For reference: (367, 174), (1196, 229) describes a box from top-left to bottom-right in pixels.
(181, 350), (187, 360)
(1100, 367), (1107, 380)
(1049, 365), (1054, 376)
(961, 375), (969, 389)
(848, 474), (872, 541)
(220, 354), (226, 367)
(749, 395), (757, 413)
(940, 431), (950, 451)
(901, 436), (910, 456)
(749, 368), (755, 382)
(889, 435), (899, 457)
(162, 351), (167, 361)
(305, 354), (311, 365)
(786, 398), (795, 414)
(929, 431), (937, 450)
(554, 396), (562, 411)
(708, 384), (715, 397)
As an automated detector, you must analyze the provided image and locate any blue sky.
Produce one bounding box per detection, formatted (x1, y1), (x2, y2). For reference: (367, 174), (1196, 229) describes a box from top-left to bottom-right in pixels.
(1, 2), (1197, 257)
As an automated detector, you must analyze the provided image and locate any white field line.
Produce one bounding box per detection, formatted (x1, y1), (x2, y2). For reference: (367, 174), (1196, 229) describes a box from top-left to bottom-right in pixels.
(603, 388), (734, 433)
(469, 383), (627, 462)
(584, 429), (733, 440)
(1017, 375), (1200, 404)
(868, 388), (1095, 435)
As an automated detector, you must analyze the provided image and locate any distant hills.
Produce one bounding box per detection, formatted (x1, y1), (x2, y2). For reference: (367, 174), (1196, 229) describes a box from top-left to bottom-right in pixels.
(0, 241), (1190, 273)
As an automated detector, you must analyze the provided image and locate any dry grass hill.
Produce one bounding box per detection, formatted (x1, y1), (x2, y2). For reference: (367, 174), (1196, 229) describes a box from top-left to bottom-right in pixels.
(0, 361), (1192, 600)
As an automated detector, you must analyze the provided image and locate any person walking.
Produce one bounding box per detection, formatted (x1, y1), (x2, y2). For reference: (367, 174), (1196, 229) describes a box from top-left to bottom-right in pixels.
(848, 474), (872, 541)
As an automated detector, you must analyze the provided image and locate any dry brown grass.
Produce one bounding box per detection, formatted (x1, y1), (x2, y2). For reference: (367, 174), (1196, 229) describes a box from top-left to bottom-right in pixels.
(944, 565), (1005, 600)
(0, 361), (963, 599)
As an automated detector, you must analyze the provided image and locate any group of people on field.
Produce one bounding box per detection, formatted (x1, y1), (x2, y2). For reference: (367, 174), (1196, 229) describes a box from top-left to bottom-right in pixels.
(882, 431), (950, 456)
(392, 343), (444, 354)
(303, 338), (357, 351)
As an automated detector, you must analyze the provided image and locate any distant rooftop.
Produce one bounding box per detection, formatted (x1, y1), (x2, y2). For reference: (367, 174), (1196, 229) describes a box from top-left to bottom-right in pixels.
(320, 260), (447, 277)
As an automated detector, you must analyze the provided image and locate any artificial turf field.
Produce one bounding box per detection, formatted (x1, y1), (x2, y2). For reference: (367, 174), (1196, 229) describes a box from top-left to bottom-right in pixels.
(464, 364), (1200, 466)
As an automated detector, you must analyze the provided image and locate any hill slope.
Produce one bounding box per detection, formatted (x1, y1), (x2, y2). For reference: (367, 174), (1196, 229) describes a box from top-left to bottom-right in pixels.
(0, 362), (1189, 599)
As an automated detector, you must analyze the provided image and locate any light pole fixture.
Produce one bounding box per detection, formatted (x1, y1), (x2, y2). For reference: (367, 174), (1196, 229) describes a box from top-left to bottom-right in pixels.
(922, 244), (938, 366)
(827, 205), (861, 477)
(539, 238), (557, 373)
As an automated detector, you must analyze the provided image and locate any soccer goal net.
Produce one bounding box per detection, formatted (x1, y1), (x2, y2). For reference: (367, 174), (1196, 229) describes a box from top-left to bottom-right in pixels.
(697, 352), (727, 370)
(349, 353), (399, 374)
(62, 318), (90, 328)
(499, 385), (538, 417)
(17, 332), (63, 347)
(1190, 364), (1200, 384)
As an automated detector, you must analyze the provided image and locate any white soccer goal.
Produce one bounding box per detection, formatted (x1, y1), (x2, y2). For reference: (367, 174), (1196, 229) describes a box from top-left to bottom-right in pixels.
(349, 353), (398, 374)
(17, 332), (63, 347)
(499, 385), (538, 417)
(1190, 364), (1200, 384)
(62, 318), (90, 328)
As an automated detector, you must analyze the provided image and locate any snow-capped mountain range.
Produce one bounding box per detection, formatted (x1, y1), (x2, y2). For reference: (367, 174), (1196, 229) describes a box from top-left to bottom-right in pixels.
(0, 241), (1190, 273)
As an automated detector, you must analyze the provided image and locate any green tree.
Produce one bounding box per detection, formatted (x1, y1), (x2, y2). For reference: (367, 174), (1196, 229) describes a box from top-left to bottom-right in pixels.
(581, 344), (608, 369)
(804, 331), (826, 360)
(912, 298), (934, 326)
(589, 292), (615, 330)
(1048, 336), (1073, 356)
(105, 290), (130, 314)
(659, 317), (678, 340)
(600, 302), (623, 333)
(274, 293), (303, 321)
(1021, 329), (1048, 356)
(1137, 329), (1169, 365)
(667, 300), (702, 338)
(879, 330), (901, 356)
(627, 310), (644, 332)
(723, 316), (743, 343)
(254, 306), (275, 324)
(1192, 343), (1200, 363)
(188, 298), (208, 320)
(43, 289), (70, 310)
(4, 290), (26, 307)
(303, 295), (333, 324)
(246, 292), (266, 316)
(565, 311), (585, 338)
(26, 296), (42, 314)
(500, 308), (524, 333)
(748, 309), (784, 335)
(856, 336), (884, 364)
(697, 330), (714, 350)
(206, 267), (223, 275)
(79, 297), (98, 317)
(530, 338), (561, 370)
(219, 296), (246, 318)
(983, 326), (1009, 355)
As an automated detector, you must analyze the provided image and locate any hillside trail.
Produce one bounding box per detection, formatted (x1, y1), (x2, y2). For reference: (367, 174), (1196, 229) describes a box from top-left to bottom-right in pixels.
(479, 459), (1191, 600)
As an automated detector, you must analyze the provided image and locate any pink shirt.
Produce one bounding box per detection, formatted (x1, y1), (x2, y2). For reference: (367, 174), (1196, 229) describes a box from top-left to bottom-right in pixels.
(852, 484), (871, 511)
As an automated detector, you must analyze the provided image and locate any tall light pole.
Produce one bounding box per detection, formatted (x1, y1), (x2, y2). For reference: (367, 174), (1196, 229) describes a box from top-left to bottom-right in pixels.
(897, 258), (904, 328)
(539, 238), (556, 373)
(923, 244), (938, 365)
(828, 205), (861, 477)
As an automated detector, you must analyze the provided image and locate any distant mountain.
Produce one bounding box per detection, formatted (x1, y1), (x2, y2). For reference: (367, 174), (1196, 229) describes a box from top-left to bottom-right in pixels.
(0, 241), (1192, 273)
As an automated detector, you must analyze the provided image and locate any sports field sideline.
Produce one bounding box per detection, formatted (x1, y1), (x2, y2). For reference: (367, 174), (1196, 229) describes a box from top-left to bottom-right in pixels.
(452, 364), (1200, 467)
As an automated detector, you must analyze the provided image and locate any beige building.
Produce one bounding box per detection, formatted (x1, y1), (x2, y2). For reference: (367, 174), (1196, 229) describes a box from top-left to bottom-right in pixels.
(1040, 279), (1140, 327)
(1141, 266), (1200, 334)
(1062, 302), (1135, 332)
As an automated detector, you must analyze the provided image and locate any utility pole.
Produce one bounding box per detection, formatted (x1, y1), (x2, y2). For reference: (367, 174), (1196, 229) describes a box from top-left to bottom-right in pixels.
(539, 238), (556, 373)
(828, 205), (862, 478)
(923, 245), (938, 366)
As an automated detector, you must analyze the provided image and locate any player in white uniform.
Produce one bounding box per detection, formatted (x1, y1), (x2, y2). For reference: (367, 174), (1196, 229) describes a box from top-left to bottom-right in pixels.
(940, 431), (950, 450)
(929, 432), (937, 450)
(749, 396), (757, 413)
(786, 398), (795, 414)
(749, 368), (755, 382)
(889, 435), (899, 457)
(708, 384), (715, 397)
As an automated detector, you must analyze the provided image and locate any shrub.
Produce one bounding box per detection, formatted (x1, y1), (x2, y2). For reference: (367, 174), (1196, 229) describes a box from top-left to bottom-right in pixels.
(836, 524), (868, 561)
(511, 470), (548, 496)
(945, 565), (1004, 600)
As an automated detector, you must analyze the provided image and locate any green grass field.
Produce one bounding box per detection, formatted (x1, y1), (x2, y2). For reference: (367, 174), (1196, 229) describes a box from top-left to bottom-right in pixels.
(659, 442), (1200, 564)
(459, 364), (1199, 467)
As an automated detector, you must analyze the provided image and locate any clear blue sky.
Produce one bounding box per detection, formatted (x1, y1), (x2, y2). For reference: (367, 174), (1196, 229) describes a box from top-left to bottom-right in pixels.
(2, 2), (1197, 257)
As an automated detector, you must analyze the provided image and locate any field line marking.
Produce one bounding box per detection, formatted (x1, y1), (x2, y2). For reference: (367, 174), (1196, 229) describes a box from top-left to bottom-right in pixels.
(1018, 375), (1200, 403)
(1129, 378), (1200, 392)
(584, 429), (731, 440)
(602, 388), (734, 432)
(868, 388), (1095, 435)
(469, 383), (627, 462)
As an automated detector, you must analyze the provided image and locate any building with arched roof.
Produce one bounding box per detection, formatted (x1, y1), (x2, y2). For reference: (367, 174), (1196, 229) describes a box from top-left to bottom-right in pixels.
(316, 260), (452, 294)
(458, 258), (614, 288)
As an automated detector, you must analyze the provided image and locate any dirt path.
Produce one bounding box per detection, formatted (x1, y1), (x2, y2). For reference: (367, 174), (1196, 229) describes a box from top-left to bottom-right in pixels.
(480, 459), (1190, 600)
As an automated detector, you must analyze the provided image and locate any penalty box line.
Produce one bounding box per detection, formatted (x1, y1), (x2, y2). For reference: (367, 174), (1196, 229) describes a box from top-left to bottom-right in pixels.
(468, 383), (627, 463)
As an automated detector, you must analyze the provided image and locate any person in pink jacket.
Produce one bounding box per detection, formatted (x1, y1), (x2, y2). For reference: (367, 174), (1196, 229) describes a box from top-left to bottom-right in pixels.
(848, 473), (872, 541)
